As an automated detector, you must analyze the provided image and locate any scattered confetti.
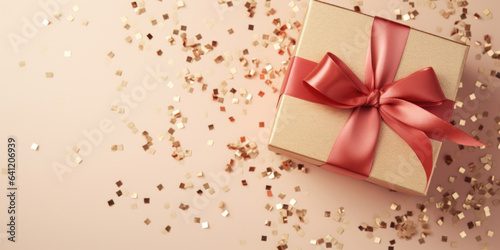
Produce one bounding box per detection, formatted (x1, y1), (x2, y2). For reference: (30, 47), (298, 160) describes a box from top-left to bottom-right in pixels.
(84, 1), (498, 248)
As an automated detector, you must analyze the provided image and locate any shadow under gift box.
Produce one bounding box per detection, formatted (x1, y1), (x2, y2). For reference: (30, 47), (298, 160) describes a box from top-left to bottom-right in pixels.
(268, 0), (469, 196)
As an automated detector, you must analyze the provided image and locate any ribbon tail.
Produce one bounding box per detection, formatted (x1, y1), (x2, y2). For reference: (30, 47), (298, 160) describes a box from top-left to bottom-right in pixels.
(422, 99), (460, 141)
(380, 107), (434, 186)
(325, 106), (381, 178)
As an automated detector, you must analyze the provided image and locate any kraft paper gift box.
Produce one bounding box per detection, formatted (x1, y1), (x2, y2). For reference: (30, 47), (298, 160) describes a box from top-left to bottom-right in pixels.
(268, 0), (471, 196)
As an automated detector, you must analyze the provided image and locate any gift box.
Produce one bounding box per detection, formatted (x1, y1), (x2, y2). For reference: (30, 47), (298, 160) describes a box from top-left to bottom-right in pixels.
(268, 0), (483, 195)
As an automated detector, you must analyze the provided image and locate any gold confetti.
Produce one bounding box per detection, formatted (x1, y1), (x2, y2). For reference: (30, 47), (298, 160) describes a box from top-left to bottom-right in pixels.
(390, 203), (401, 211)
(146, 148), (156, 155)
(459, 231), (467, 238)
(177, 0), (185, 8)
(484, 206), (491, 217)
(73, 156), (83, 164)
(437, 217), (444, 226)
(226, 137), (258, 160)
(483, 9), (492, 19)
(487, 230), (494, 237)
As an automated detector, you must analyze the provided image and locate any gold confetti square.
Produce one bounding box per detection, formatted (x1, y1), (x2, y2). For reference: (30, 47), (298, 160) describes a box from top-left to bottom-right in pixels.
(73, 156), (83, 164)
(390, 203), (400, 211)
(459, 231), (467, 238)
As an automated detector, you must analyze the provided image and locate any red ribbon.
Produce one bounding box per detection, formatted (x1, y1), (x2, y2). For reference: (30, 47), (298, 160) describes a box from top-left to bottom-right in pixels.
(281, 17), (486, 184)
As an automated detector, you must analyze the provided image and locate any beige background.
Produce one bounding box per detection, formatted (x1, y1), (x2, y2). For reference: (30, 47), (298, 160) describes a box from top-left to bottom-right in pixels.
(0, 0), (499, 249)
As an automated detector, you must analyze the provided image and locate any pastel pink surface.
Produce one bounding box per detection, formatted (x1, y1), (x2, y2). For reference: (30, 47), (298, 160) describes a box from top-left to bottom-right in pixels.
(0, 0), (498, 249)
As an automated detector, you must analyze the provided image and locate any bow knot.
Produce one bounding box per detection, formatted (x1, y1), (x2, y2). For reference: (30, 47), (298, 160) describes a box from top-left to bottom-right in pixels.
(365, 90), (381, 108)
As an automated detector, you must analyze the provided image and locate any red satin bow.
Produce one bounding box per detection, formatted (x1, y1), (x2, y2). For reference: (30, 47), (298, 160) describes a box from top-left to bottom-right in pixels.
(283, 17), (485, 184)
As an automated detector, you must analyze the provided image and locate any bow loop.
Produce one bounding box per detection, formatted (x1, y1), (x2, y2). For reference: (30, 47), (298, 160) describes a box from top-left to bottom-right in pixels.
(304, 53), (368, 108)
(380, 67), (448, 107)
